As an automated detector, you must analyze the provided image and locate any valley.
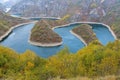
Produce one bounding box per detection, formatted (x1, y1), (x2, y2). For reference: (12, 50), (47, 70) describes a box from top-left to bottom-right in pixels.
(0, 0), (120, 80)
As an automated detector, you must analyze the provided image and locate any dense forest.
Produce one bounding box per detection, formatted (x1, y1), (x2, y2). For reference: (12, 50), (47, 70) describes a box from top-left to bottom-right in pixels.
(0, 40), (120, 80)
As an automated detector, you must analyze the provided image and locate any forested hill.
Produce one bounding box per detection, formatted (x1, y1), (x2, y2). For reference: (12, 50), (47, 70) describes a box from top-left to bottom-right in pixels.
(9, 0), (118, 22)
(0, 11), (28, 37)
(0, 40), (120, 80)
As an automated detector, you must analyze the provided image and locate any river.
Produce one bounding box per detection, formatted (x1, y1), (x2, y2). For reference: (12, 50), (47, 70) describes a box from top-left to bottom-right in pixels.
(0, 22), (115, 58)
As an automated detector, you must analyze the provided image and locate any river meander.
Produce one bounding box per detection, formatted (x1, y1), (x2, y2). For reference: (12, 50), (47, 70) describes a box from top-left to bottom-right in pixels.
(0, 23), (115, 58)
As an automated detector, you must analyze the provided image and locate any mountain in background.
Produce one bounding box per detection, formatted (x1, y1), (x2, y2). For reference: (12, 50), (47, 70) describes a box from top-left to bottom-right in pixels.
(8, 0), (120, 39)
(0, 3), (6, 12)
(8, 0), (117, 22)
(3, 0), (21, 8)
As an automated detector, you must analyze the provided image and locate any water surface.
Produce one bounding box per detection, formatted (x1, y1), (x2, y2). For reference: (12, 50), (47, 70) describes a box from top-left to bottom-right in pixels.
(0, 23), (115, 58)
(0, 23), (85, 58)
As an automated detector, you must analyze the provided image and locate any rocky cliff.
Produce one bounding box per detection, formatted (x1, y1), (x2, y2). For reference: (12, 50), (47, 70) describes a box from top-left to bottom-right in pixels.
(9, 0), (104, 18)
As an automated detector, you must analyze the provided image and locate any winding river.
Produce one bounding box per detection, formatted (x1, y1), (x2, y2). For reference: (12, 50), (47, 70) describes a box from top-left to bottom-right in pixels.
(0, 22), (115, 58)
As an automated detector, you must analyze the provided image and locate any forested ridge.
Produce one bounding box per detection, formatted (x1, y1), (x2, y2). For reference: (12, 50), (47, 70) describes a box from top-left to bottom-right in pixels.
(1, 40), (120, 80)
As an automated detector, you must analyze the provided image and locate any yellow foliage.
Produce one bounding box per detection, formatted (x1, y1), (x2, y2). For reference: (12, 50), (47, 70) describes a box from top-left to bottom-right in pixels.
(20, 50), (37, 62)
(25, 61), (34, 70)
(59, 14), (70, 21)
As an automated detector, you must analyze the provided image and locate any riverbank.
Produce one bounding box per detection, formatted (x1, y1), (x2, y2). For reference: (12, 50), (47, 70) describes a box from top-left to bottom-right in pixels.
(0, 21), (37, 41)
(0, 18), (116, 47)
(28, 40), (62, 47)
(52, 21), (117, 40)
(71, 24), (98, 45)
(70, 30), (87, 46)
(11, 15), (61, 20)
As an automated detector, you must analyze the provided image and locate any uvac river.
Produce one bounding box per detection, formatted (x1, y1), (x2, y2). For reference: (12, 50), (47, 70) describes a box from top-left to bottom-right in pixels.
(0, 23), (115, 58)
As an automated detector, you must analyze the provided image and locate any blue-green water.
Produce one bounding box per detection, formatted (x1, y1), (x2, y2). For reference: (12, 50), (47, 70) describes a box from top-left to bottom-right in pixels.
(0, 23), (115, 58)
(90, 24), (115, 45)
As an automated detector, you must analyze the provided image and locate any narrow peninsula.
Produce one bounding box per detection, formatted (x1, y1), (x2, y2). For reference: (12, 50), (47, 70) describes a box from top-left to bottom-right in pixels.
(0, 11), (29, 41)
(29, 20), (62, 47)
(72, 24), (98, 45)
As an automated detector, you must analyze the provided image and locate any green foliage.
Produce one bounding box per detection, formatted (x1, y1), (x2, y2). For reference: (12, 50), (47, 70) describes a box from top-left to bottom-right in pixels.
(0, 40), (120, 79)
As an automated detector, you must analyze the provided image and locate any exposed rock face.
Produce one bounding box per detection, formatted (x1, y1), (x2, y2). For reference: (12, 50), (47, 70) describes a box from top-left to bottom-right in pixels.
(9, 0), (70, 17)
(3, 0), (21, 8)
(9, 0), (108, 19)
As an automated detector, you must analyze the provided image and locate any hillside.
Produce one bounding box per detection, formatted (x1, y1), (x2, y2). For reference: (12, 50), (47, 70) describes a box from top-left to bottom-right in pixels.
(0, 11), (29, 39)
(9, 0), (107, 19)
(8, 0), (120, 40)
(101, 1), (120, 39)
(0, 40), (120, 80)
(9, 0), (70, 17)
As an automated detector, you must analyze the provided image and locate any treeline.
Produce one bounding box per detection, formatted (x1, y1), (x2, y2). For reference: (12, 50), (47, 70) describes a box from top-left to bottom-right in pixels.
(0, 40), (120, 80)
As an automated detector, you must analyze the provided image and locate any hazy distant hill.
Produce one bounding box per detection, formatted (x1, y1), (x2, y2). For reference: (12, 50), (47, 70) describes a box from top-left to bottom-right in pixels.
(3, 0), (21, 8)
(9, 0), (105, 17)
(9, 0), (116, 21)
(9, 0), (70, 17)
(0, 11), (28, 37)
(0, 3), (5, 12)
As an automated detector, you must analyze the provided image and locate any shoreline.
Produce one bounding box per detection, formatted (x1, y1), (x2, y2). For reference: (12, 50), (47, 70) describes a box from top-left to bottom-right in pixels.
(70, 31), (87, 46)
(28, 40), (63, 47)
(11, 16), (61, 20)
(28, 24), (63, 47)
(52, 21), (117, 40)
(0, 21), (37, 41)
(0, 20), (117, 47)
(29, 17), (61, 20)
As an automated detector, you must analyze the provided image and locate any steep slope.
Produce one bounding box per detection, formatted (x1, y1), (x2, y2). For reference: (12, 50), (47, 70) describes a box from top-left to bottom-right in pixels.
(9, 0), (70, 17)
(0, 11), (29, 40)
(9, 0), (107, 20)
(101, 0), (120, 39)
